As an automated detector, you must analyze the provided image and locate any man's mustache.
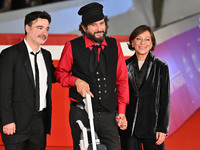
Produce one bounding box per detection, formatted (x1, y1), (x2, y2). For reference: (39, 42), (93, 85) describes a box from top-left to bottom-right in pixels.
(94, 31), (104, 34)
(38, 35), (47, 39)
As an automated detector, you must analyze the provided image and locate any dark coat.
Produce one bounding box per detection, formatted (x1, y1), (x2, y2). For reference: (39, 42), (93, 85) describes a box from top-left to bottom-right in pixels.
(119, 52), (170, 138)
(0, 41), (56, 134)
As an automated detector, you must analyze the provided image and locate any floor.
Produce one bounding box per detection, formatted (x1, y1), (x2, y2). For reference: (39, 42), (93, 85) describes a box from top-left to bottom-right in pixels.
(0, 108), (199, 150)
(0, 146), (72, 150)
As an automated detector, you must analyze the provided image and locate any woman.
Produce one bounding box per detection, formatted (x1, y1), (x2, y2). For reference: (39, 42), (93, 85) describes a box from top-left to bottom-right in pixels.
(119, 25), (170, 150)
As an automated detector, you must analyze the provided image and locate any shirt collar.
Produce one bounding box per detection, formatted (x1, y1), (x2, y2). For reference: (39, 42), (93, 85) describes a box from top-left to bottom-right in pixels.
(83, 34), (107, 50)
(24, 39), (41, 54)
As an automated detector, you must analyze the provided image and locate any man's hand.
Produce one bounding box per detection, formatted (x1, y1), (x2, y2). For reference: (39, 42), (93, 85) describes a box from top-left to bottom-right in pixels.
(116, 114), (127, 130)
(75, 78), (94, 98)
(3, 122), (16, 135)
(156, 132), (166, 145)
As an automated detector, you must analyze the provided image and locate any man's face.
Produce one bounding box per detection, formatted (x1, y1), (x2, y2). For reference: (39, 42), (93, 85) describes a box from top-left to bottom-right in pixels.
(25, 18), (49, 46)
(83, 18), (107, 44)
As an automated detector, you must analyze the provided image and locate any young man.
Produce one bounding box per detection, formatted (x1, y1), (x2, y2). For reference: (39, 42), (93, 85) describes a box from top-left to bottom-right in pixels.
(0, 11), (56, 150)
(55, 2), (129, 150)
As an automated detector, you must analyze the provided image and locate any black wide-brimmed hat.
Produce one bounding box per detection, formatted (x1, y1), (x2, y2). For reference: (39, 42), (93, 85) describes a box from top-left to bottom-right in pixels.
(78, 2), (104, 25)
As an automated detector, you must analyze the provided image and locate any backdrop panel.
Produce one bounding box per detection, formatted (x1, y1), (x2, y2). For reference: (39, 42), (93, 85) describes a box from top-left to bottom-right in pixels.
(0, 30), (200, 146)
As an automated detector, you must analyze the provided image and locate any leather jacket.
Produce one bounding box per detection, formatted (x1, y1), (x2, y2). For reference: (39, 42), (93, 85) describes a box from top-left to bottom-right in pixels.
(119, 52), (170, 138)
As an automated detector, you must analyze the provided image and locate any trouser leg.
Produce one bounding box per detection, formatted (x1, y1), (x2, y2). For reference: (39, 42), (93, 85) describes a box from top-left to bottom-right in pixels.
(2, 112), (47, 150)
(69, 104), (89, 150)
(94, 111), (120, 150)
(142, 137), (165, 150)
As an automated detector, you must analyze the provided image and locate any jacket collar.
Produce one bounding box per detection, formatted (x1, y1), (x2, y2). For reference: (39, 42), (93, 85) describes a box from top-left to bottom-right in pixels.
(19, 41), (35, 87)
(19, 41), (50, 87)
(126, 52), (156, 91)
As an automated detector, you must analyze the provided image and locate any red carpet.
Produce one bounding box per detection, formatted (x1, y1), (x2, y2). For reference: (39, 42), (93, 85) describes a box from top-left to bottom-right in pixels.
(0, 108), (200, 150)
(165, 108), (200, 150)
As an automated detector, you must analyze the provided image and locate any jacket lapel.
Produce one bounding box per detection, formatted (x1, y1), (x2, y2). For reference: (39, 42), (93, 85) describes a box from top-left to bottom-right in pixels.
(140, 52), (155, 90)
(20, 41), (35, 87)
(41, 49), (50, 84)
(144, 52), (155, 81)
(127, 55), (139, 93)
(127, 53), (155, 92)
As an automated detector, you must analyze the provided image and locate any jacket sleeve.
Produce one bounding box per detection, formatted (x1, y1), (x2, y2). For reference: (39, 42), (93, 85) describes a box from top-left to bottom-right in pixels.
(157, 63), (170, 135)
(0, 48), (16, 126)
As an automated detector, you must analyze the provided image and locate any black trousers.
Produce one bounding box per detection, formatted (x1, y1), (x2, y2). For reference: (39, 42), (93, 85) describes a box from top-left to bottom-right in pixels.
(69, 104), (120, 150)
(120, 134), (165, 150)
(1, 111), (47, 150)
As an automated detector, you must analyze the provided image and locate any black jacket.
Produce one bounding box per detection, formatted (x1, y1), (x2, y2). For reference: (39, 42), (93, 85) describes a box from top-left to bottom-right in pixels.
(120, 52), (170, 138)
(0, 41), (56, 134)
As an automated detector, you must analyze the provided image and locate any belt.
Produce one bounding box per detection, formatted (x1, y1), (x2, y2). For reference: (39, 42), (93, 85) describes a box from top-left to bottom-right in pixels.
(71, 101), (107, 112)
(71, 101), (85, 110)
(93, 104), (107, 112)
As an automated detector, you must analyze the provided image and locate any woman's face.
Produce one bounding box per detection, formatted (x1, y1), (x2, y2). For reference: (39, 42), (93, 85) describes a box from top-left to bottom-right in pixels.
(132, 30), (153, 59)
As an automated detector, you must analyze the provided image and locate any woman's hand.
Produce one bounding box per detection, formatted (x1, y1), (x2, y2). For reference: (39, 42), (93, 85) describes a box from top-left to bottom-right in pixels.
(116, 114), (128, 130)
(156, 132), (166, 145)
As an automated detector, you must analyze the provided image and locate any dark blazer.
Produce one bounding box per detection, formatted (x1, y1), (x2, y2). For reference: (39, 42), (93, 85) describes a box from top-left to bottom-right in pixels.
(119, 52), (170, 138)
(0, 40), (56, 134)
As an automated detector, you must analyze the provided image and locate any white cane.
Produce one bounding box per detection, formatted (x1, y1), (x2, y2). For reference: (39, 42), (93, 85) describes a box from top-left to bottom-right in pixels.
(83, 92), (97, 150)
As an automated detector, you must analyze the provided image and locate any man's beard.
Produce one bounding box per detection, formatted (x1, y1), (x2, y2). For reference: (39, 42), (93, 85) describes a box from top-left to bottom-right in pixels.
(86, 29), (107, 44)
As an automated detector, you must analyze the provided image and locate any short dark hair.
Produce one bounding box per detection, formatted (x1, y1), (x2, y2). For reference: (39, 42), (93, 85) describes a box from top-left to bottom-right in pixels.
(79, 16), (109, 35)
(24, 11), (51, 35)
(128, 25), (156, 51)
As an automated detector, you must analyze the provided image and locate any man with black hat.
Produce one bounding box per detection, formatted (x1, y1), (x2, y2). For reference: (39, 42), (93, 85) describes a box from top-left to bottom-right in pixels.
(55, 2), (129, 150)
